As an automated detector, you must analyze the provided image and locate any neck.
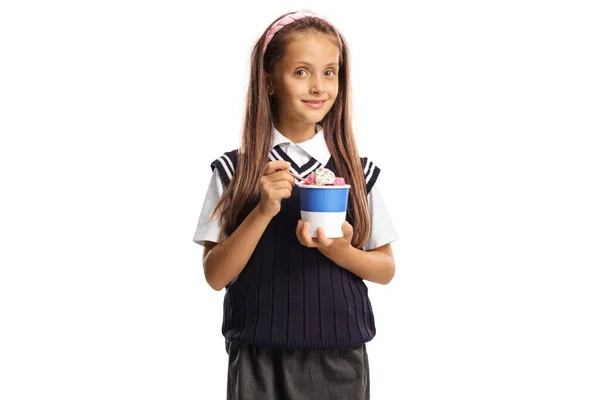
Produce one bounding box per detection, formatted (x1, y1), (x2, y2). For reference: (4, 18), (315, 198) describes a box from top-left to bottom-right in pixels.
(275, 120), (317, 144)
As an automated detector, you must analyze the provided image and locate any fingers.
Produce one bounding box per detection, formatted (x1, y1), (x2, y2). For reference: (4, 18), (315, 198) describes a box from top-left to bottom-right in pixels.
(316, 227), (333, 247)
(264, 160), (291, 175)
(296, 220), (305, 245)
(296, 220), (304, 242)
(260, 170), (296, 188)
(302, 220), (311, 238)
(342, 221), (354, 242)
(264, 161), (296, 186)
(297, 221), (353, 249)
(258, 161), (296, 218)
(259, 180), (292, 205)
(274, 170), (296, 185)
(275, 187), (293, 199)
(265, 179), (293, 193)
(296, 220), (316, 248)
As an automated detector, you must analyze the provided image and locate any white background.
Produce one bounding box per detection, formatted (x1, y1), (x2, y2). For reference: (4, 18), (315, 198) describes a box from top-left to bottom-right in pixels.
(1, 0), (599, 399)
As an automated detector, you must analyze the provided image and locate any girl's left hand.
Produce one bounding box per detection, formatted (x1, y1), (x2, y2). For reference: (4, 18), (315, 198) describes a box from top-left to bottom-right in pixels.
(296, 220), (354, 253)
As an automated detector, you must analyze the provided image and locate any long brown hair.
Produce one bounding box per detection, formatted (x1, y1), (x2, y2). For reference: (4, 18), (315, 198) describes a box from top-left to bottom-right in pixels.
(212, 11), (370, 249)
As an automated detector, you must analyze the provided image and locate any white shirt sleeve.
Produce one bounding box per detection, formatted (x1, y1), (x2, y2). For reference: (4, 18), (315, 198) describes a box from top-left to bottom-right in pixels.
(363, 182), (399, 251)
(192, 168), (226, 247)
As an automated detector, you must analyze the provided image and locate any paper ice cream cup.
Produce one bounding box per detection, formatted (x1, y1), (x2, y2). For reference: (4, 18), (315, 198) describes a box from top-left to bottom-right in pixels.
(298, 182), (351, 238)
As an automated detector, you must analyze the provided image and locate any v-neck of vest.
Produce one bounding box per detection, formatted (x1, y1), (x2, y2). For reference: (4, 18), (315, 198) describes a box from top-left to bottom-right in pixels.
(269, 144), (334, 178)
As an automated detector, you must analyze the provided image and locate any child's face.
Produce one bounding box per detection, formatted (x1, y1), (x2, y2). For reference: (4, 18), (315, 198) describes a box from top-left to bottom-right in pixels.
(269, 30), (340, 128)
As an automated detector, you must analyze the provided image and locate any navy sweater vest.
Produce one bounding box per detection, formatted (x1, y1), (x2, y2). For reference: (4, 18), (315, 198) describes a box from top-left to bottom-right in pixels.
(210, 147), (381, 350)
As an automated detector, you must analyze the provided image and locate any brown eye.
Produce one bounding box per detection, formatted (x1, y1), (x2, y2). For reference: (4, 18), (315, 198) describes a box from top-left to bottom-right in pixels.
(324, 70), (335, 77)
(295, 70), (307, 77)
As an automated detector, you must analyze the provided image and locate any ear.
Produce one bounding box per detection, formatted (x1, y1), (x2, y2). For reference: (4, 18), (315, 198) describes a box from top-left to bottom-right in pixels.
(265, 73), (275, 96)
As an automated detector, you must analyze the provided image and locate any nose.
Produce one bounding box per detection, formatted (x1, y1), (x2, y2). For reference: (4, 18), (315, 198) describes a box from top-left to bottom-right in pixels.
(310, 74), (325, 94)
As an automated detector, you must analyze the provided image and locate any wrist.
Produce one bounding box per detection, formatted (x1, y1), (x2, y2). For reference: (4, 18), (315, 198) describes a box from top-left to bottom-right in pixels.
(320, 241), (354, 262)
(252, 203), (275, 222)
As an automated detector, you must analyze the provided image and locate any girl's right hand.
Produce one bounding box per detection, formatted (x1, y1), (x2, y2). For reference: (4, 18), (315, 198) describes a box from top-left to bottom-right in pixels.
(257, 160), (296, 218)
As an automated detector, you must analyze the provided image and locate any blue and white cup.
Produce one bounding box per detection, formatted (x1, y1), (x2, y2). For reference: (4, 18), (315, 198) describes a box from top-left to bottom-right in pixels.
(298, 182), (351, 238)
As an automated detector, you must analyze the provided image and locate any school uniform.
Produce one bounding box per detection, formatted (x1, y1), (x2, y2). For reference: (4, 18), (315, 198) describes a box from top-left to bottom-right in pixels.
(193, 124), (398, 399)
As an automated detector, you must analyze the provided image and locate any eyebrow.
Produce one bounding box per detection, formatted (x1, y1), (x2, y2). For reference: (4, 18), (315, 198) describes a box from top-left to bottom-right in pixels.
(292, 61), (339, 67)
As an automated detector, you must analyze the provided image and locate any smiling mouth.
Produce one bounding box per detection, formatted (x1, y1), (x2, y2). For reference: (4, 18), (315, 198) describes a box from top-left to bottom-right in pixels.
(302, 100), (327, 108)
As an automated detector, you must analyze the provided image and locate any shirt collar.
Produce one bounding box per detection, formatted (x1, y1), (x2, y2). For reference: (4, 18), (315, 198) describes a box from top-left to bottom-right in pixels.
(271, 124), (331, 165)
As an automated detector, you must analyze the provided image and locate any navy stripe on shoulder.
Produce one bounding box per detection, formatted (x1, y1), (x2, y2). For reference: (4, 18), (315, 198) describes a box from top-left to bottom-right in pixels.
(360, 157), (381, 194)
(210, 149), (239, 187)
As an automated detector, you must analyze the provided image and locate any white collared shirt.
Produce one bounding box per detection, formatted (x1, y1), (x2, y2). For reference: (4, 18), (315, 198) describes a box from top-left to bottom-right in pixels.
(272, 124), (331, 167)
(193, 124), (398, 251)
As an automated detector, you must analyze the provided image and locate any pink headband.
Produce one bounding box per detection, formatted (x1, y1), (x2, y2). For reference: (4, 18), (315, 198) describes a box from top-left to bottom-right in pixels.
(262, 12), (341, 56)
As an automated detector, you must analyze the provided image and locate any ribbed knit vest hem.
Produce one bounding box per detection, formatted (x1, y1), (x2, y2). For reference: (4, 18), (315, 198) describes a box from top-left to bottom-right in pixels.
(224, 332), (375, 350)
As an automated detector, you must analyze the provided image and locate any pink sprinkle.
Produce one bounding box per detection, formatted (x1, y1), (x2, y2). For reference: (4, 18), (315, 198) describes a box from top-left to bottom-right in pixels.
(333, 177), (345, 185)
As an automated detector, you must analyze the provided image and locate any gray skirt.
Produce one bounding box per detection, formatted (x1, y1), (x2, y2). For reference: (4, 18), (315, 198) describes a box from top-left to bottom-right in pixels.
(226, 341), (370, 400)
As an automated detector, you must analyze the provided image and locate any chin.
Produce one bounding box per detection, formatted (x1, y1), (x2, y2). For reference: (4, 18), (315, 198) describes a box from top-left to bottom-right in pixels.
(308, 110), (331, 120)
(303, 116), (327, 124)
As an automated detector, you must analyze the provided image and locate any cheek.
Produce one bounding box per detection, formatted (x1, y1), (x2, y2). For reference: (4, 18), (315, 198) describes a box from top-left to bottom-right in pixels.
(280, 76), (302, 93)
(330, 87), (339, 103)
(327, 80), (339, 95)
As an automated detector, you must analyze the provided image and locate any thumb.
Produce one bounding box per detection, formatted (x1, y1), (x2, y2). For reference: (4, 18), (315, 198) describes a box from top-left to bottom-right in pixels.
(342, 221), (354, 242)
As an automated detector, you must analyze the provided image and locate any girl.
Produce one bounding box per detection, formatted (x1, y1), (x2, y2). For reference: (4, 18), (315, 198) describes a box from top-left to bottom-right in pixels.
(193, 10), (398, 400)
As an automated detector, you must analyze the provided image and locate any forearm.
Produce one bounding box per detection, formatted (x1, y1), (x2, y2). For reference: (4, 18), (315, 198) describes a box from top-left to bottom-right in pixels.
(321, 245), (395, 285)
(204, 206), (272, 291)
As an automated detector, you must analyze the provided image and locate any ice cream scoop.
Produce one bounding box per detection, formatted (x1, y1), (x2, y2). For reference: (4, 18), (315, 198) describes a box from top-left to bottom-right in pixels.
(300, 167), (345, 186)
